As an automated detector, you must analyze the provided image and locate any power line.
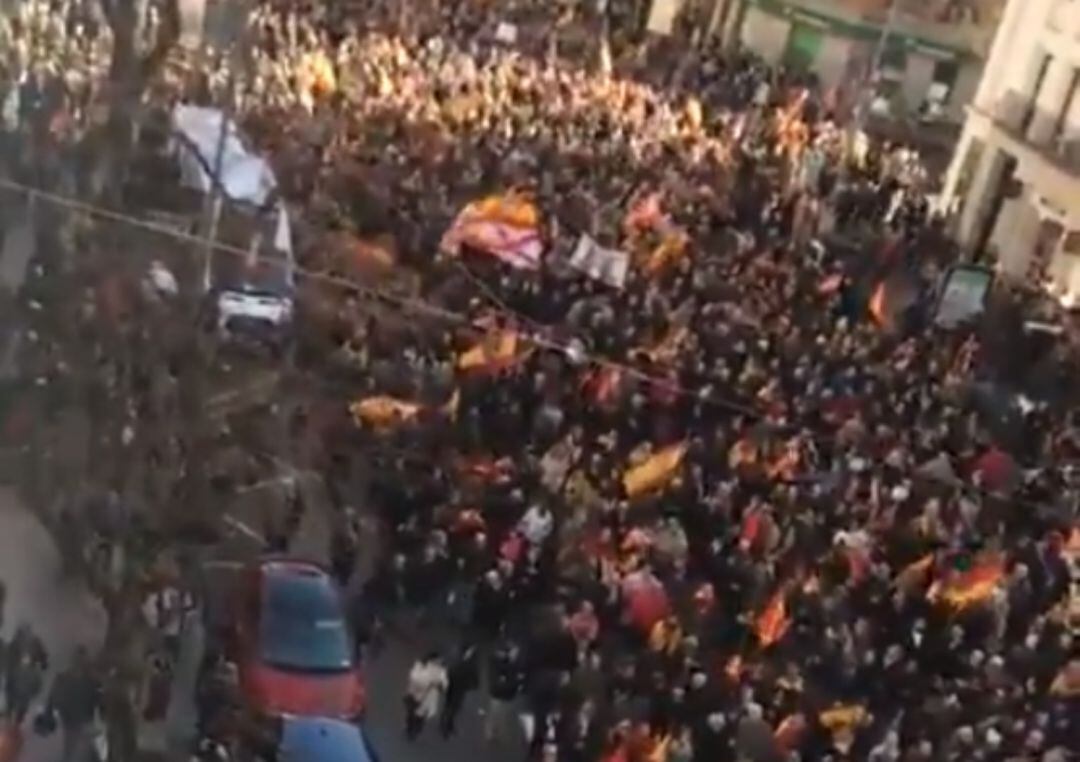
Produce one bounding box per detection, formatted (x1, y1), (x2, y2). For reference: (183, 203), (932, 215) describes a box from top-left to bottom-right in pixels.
(0, 174), (765, 419)
(8, 177), (1070, 522)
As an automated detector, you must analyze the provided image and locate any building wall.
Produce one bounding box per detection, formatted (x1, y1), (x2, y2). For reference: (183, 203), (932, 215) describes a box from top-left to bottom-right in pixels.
(813, 33), (853, 84)
(946, 60), (982, 121)
(942, 0), (1080, 300)
(741, 5), (792, 64)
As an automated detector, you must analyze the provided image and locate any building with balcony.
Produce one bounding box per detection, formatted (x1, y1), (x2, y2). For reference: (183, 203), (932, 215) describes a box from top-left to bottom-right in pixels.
(939, 0), (1080, 302)
(733, 0), (1004, 122)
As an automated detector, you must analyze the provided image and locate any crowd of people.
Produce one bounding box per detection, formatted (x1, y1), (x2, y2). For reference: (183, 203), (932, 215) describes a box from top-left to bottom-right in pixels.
(0, 0), (1078, 761)
(201, 2), (1078, 762)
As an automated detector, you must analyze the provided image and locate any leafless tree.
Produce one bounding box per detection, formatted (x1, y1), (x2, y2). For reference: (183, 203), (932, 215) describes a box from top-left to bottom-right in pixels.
(94, 0), (181, 196)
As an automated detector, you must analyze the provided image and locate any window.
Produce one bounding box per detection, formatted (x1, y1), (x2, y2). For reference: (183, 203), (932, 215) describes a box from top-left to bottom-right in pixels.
(1052, 69), (1080, 142)
(1021, 54), (1052, 132)
(880, 43), (908, 75)
(933, 59), (959, 91)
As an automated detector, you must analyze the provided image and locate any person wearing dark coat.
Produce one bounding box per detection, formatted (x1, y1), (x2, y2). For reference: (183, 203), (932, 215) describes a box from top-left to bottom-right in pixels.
(5, 624), (48, 724)
(48, 647), (101, 762)
(485, 638), (525, 744)
(440, 641), (481, 737)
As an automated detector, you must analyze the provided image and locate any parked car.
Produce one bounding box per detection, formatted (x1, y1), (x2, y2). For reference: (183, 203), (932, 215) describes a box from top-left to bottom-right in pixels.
(229, 559), (365, 719)
(273, 717), (379, 762)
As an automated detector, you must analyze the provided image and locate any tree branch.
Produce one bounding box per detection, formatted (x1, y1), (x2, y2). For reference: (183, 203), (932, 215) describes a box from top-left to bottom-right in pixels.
(140, 0), (181, 84)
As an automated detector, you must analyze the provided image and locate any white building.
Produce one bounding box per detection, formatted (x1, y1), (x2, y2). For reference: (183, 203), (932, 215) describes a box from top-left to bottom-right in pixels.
(940, 0), (1080, 303)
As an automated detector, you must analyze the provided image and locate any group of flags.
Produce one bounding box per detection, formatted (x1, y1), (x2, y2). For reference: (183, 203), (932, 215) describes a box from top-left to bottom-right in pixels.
(622, 191), (692, 279)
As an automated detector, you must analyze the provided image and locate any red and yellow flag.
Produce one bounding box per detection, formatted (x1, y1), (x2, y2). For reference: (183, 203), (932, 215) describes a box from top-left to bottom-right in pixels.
(755, 589), (791, 648)
(350, 389), (458, 430)
(929, 554), (1006, 611)
(818, 704), (866, 734)
(468, 193), (540, 229)
(623, 443), (687, 498)
(644, 230), (690, 276)
(349, 396), (423, 430)
(457, 330), (528, 374)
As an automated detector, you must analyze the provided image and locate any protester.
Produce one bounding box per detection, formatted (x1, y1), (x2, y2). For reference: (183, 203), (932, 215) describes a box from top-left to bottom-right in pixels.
(404, 651), (448, 741)
(440, 640), (480, 738)
(1, 0), (1077, 761)
(47, 646), (101, 762)
(4, 624), (47, 725)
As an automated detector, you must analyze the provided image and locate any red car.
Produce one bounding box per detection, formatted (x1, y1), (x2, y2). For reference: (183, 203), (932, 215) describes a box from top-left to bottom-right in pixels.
(230, 559), (366, 719)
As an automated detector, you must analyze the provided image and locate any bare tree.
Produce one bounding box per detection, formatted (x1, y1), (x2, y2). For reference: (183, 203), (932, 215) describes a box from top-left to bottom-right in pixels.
(94, 0), (181, 196)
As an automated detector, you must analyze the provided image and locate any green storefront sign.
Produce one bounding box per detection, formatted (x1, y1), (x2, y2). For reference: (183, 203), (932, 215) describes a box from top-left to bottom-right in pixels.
(747, 0), (973, 60)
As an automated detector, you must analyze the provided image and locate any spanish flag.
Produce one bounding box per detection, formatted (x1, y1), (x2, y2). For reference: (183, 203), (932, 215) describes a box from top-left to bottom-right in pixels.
(457, 330), (527, 374)
(349, 396), (423, 430)
(623, 443), (687, 498)
(755, 589), (791, 648)
(644, 230), (690, 276)
(818, 704), (866, 738)
(468, 193), (540, 229)
(929, 554), (1006, 611)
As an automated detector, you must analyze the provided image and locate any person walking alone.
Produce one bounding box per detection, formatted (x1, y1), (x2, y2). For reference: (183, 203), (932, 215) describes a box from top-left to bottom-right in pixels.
(4, 624), (48, 724)
(485, 637), (525, 745)
(404, 652), (447, 741)
(47, 647), (101, 762)
(440, 641), (480, 738)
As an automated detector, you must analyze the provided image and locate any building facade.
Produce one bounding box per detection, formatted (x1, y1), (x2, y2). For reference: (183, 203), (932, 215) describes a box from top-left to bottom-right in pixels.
(736, 0), (1003, 122)
(940, 0), (1080, 302)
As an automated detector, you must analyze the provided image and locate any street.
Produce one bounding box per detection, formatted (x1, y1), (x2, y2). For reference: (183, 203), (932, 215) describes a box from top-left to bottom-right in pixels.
(0, 489), (106, 760)
(211, 475), (525, 762)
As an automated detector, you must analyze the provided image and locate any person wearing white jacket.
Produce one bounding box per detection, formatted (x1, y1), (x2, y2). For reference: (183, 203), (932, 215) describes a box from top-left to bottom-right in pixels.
(404, 652), (448, 741)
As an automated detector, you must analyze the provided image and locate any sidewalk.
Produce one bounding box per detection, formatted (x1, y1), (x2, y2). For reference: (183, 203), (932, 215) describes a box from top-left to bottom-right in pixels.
(0, 488), (106, 760)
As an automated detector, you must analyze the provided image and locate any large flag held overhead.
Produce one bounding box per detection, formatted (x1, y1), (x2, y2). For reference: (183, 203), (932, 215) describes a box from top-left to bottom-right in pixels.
(755, 589), (791, 648)
(928, 553), (1006, 611)
(441, 193), (543, 270)
(623, 442), (687, 498)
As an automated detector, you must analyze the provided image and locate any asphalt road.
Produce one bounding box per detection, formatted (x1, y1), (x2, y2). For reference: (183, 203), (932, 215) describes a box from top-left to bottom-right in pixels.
(212, 474), (528, 762)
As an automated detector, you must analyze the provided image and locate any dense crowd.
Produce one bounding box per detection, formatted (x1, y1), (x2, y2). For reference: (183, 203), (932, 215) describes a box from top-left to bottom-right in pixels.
(0, 1), (1077, 762)
(212, 3), (1080, 762)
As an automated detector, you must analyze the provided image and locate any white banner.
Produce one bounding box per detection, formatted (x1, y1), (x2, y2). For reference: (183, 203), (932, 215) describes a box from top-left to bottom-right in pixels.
(569, 234), (629, 288)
